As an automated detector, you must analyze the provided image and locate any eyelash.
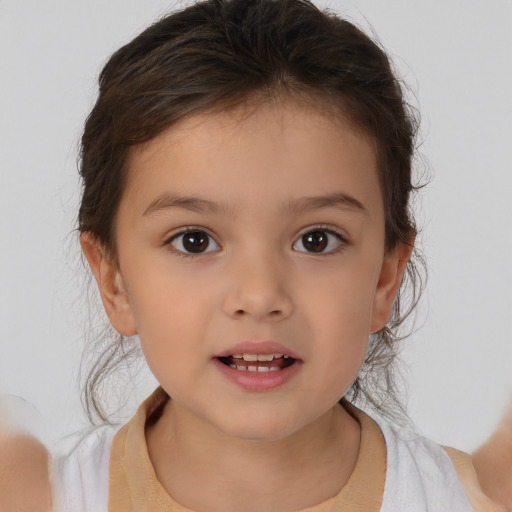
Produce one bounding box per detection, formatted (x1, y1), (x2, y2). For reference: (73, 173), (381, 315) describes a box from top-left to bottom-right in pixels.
(164, 225), (347, 258)
(165, 227), (220, 259)
(293, 225), (347, 255)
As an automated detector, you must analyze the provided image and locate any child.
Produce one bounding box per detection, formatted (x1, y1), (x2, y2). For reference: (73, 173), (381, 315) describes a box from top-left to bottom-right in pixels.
(53, 0), (503, 510)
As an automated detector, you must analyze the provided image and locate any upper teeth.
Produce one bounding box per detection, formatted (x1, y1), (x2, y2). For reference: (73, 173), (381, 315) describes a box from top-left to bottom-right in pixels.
(232, 353), (289, 361)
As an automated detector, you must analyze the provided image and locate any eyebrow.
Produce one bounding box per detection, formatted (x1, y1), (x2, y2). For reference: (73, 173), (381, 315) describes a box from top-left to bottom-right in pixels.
(143, 192), (367, 217)
(285, 192), (367, 216)
(143, 194), (236, 217)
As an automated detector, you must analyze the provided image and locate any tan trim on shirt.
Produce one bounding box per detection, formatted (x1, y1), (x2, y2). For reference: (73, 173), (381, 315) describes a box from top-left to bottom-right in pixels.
(109, 388), (386, 512)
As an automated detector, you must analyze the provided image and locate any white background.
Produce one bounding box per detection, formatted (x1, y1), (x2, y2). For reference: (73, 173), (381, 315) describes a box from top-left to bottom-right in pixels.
(0, 0), (510, 453)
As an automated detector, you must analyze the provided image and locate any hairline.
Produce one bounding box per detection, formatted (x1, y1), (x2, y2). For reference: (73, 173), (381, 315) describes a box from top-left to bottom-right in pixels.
(102, 88), (384, 265)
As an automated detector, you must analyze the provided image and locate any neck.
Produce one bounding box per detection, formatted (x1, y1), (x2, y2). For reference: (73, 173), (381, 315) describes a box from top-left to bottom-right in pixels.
(146, 400), (361, 512)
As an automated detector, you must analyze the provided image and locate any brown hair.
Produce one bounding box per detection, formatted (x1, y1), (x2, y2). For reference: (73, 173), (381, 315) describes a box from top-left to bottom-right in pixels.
(78, 0), (424, 423)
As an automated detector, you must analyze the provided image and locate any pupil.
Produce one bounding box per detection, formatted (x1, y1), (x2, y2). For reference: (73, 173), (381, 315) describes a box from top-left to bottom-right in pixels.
(303, 231), (327, 252)
(183, 231), (208, 253)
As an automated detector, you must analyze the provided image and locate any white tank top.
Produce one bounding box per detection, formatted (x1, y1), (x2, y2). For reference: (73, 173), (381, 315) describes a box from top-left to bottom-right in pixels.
(52, 420), (473, 511)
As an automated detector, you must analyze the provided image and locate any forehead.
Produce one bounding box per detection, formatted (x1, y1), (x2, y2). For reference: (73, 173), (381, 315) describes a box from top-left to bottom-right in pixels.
(122, 101), (382, 221)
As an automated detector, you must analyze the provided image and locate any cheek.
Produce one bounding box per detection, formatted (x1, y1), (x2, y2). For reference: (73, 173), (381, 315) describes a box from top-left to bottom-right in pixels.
(301, 259), (379, 334)
(298, 261), (378, 389)
(312, 293), (370, 381)
(126, 268), (215, 361)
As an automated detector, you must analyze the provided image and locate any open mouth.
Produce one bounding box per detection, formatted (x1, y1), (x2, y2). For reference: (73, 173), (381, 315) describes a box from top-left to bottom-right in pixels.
(216, 353), (296, 372)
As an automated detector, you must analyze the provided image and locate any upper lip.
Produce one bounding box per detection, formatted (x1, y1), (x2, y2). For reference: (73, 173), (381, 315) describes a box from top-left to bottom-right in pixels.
(214, 340), (301, 360)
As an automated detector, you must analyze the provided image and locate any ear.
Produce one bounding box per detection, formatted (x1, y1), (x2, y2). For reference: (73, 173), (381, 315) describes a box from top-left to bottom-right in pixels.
(371, 241), (414, 333)
(80, 233), (137, 337)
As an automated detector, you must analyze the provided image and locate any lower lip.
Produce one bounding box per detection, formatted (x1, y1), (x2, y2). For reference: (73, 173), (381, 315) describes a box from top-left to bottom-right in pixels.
(212, 358), (301, 391)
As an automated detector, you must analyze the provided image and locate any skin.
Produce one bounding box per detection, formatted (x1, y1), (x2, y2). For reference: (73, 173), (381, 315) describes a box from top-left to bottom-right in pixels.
(82, 101), (412, 512)
(472, 399), (512, 510)
(0, 427), (52, 512)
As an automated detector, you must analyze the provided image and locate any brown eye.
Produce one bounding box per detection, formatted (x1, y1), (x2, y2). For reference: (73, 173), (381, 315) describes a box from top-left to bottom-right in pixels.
(293, 228), (344, 254)
(303, 231), (327, 252)
(170, 230), (220, 254)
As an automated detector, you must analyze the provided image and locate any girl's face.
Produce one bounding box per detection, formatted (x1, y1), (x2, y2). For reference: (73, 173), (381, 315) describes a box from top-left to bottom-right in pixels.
(84, 101), (408, 441)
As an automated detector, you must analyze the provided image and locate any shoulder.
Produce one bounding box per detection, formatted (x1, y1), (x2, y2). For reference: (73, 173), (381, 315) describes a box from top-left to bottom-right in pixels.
(52, 424), (119, 512)
(377, 418), (473, 512)
(377, 419), (504, 512)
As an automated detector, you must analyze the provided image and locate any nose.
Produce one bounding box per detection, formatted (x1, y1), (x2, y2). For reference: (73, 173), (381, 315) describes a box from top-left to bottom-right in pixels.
(222, 249), (294, 322)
